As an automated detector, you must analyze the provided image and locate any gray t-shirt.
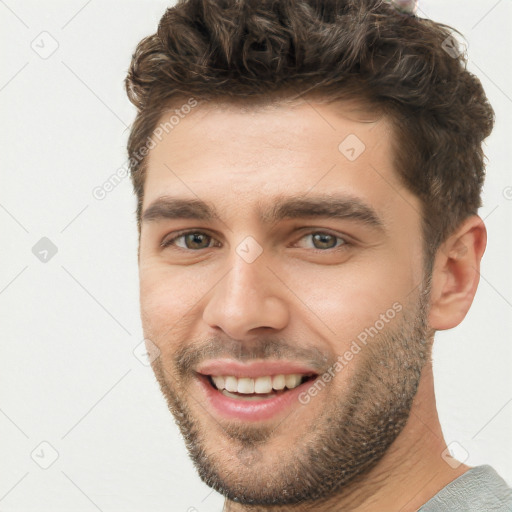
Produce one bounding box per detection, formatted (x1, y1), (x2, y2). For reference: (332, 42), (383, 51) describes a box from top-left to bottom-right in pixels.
(419, 465), (512, 511)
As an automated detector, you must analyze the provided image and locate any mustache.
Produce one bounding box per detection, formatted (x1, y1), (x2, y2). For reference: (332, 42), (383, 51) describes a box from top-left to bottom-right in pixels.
(174, 337), (332, 377)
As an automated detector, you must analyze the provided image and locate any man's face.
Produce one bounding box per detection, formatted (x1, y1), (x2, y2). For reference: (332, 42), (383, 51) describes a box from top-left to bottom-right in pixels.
(138, 99), (431, 505)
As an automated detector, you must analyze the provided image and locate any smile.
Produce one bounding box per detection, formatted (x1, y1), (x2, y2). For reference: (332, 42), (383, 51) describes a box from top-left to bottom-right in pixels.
(195, 360), (320, 421)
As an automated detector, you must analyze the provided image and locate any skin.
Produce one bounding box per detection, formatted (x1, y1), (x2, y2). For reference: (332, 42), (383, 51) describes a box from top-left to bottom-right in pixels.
(138, 98), (486, 511)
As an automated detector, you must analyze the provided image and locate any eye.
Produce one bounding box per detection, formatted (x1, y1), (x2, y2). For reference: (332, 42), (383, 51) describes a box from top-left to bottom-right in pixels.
(160, 231), (217, 250)
(294, 231), (348, 251)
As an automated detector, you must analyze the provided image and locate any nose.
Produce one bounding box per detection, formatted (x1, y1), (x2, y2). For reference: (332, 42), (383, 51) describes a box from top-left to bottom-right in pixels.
(202, 251), (289, 340)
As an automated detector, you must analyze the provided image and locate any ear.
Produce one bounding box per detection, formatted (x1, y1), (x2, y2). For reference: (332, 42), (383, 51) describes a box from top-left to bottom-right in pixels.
(428, 215), (487, 330)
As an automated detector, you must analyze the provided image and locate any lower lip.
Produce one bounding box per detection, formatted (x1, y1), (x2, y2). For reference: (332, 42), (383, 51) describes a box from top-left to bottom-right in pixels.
(197, 374), (316, 422)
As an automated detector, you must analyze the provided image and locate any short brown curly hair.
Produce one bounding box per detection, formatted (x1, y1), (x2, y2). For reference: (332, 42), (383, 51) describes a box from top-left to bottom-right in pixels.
(125, 0), (494, 266)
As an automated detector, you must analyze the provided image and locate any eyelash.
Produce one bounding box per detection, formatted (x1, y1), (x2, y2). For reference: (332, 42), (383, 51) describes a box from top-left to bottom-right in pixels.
(160, 230), (351, 252)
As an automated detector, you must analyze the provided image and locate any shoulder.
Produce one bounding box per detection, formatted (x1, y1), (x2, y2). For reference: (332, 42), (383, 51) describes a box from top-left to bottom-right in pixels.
(419, 465), (512, 512)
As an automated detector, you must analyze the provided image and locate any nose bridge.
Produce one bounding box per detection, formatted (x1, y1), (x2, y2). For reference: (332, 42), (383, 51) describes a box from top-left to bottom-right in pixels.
(202, 245), (289, 338)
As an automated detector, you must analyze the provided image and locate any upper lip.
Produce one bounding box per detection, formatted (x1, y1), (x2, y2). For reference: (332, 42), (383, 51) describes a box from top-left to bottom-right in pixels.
(196, 359), (320, 379)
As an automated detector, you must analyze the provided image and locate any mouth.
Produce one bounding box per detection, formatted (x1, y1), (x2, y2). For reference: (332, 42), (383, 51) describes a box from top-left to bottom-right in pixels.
(195, 360), (321, 421)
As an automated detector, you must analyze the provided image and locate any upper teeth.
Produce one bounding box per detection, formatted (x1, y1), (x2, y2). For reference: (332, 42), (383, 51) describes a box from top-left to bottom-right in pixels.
(211, 374), (305, 394)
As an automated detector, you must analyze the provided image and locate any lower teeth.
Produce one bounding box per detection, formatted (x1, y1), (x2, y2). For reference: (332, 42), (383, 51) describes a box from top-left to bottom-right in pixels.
(221, 389), (280, 400)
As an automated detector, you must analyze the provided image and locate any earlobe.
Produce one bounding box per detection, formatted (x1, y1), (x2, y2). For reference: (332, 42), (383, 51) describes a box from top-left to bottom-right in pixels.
(428, 216), (487, 331)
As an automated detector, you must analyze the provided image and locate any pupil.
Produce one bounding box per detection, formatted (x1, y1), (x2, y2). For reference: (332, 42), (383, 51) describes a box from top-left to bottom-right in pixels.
(187, 233), (209, 249)
(313, 233), (336, 249)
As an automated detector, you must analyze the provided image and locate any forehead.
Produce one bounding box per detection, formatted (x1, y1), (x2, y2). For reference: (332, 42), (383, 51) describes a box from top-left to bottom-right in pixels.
(142, 99), (408, 224)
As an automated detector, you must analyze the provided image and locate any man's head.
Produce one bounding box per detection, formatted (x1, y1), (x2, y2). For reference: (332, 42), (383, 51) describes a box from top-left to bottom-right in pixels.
(125, 0), (493, 508)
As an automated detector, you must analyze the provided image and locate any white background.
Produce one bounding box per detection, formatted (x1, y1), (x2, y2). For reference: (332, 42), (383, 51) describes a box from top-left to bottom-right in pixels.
(1, 1), (511, 511)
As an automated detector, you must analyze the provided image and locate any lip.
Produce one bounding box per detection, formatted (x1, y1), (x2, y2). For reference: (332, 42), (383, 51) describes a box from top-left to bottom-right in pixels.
(195, 367), (320, 422)
(196, 359), (320, 379)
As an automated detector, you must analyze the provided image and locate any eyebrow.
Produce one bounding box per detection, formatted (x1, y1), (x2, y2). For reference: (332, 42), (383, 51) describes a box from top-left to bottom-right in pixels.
(141, 194), (385, 231)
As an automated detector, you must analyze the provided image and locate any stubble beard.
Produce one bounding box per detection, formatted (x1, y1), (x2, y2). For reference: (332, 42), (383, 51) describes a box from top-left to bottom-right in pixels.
(149, 285), (432, 507)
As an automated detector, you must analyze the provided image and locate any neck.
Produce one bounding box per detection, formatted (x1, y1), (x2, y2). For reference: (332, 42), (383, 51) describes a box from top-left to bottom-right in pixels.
(223, 362), (470, 512)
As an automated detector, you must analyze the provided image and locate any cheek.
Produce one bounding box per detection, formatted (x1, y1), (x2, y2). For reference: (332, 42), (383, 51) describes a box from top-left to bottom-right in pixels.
(284, 257), (412, 342)
(139, 263), (199, 345)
